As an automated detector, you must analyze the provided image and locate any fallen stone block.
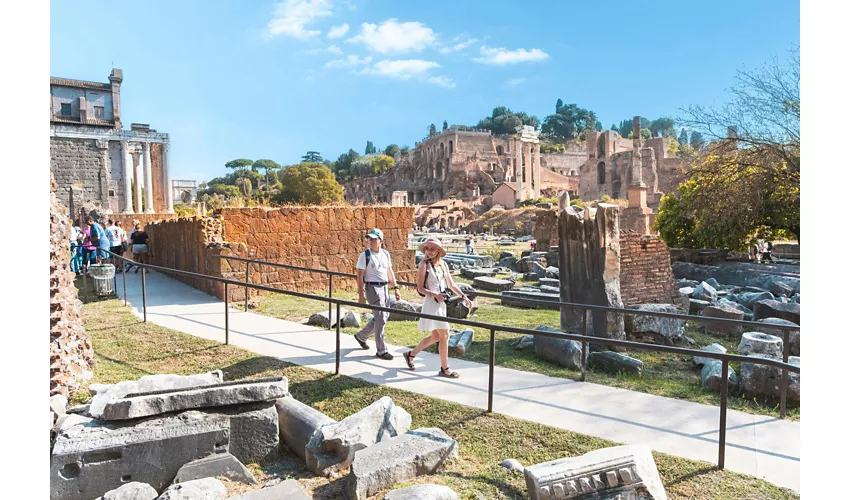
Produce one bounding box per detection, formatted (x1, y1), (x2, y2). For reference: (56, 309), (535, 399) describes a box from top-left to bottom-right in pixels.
(523, 272), (538, 281)
(688, 299), (711, 316)
(500, 458), (525, 473)
(698, 305), (744, 335)
(756, 318), (800, 356)
(589, 351), (643, 376)
(89, 371), (224, 419)
(533, 325), (583, 370)
(740, 354), (800, 401)
(523, 444), (667, 500)
(701, 360), (738, 393)
(625, 304), (686, 345)
(693, 343), (726, 367)
(95, 482), (158, 500)
(174, 453), (257, 485)
(342, 310), (361, 329)
(473, 276), (515, 292)
(347, 427), (458, 500)
(512, 335), (535, 350)
(447, 328), (474, 357)
(306, 396), (412, 476)
(501, 290), (560, 310)
(275, 396), (336, 461)
(738, 332), (783, 360)
(205, 401), (280, 464)
(101, 377), (288, 421)
(770, 281), (794, 298)
(545, 266), (559, 279)
(753, 299), (800, 324)
(157, 477), (227, 500)
(388, 300), (422, 321)
(228, 479), (310, 500)
(539, 285), (559, 294)
(307, 308), (349, 328)
(538, 277), (559, 287)
(385, 484), (460, 500)
(499, 256), (518, 270)
(693, 281), (717, 302)
(51, 413), (230, 500)
(734, 291), (775, 309)
(461, 267), (498, 279)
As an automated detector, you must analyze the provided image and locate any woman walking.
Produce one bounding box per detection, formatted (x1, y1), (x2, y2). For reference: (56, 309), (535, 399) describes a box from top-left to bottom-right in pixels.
(130, 222), (150, 273)
(403, 237), (473, 378)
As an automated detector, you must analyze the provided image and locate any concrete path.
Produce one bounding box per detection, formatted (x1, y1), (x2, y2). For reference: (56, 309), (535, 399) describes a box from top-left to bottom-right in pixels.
(112, 270), (800, 492)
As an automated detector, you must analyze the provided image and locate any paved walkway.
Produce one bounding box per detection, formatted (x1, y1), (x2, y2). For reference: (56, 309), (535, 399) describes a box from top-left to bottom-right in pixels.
(113, 270), (800, 492)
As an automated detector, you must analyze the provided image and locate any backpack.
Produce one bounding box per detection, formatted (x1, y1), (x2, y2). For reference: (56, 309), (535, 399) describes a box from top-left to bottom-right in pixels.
(362, 249), (389, 283)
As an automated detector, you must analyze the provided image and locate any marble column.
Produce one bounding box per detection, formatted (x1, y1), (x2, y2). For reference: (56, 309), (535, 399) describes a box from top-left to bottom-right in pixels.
(163, 142), (174, 213)
(516, 139), (524, 202)
(533, 143), (541, 198)
(524, 142), (532, 199)
(121, 141), (134, 213)
(142, 142), (155, 213)
(133, 149), (143, 214)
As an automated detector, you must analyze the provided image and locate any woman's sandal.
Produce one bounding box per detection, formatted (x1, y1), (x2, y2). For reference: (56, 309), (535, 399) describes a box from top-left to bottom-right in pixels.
(439, 366), (459, 378)
(403, 351), (416, 370)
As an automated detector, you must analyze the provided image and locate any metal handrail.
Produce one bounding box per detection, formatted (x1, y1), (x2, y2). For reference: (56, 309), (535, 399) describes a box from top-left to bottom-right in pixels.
(93, 249), (800, 471)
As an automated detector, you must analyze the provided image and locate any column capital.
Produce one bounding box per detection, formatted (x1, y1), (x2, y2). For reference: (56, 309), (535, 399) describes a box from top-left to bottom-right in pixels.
(163, 142), (170, 153)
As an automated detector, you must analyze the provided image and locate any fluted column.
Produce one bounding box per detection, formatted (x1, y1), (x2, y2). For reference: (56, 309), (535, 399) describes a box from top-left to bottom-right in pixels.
(142, 142), (154, 213)
(133, 149), (143, 214)
(121, 141), (134, 213)
(163, 142), (174, 213)
(533, 144), (541, 198)
(516, 139), (524, 202)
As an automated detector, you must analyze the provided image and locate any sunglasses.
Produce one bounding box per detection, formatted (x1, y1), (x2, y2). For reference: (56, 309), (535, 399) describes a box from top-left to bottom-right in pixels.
(423, 246), (438, 252)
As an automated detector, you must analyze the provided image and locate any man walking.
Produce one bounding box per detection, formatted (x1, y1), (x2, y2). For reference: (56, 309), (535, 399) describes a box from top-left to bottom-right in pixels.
(86, 216), (111, 265)
(354, 228), (401, 360)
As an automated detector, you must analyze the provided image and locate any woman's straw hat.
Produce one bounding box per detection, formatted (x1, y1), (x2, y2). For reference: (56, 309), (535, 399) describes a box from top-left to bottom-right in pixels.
(419, 237), (447, 259)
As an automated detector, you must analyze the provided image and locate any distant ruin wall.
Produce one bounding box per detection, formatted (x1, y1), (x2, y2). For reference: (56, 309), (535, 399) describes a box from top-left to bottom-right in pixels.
(619, 231), (676, 306)
(144, 207), (416, 302)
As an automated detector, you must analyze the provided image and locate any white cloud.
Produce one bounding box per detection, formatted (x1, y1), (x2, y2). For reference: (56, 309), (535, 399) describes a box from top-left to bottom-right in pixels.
(305, 44), (344, 55)
(327, 44), (343, 55)
(325, 54), (373, 69)
(362, 59), (440, 79)
(439, 37), (479, 54)
(327, 23), (350, 39)
(265, 0), (332, 39)
(428, 76), (456, 88)
(506, 77), (527, 87)
(473, 46), (550, 65)
(341, 0), (357, 10)
(347, 19), (436, 53)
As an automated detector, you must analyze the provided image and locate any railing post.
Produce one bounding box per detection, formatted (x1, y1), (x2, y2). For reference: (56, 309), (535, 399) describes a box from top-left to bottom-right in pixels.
(581, 309), (588, 382)
(780, 329), (790, 418)
(488, 328), (495, 413)
(335, 303), (341, 375)
(719, 358), (729, 469)
(328, 275), (334, 332)
(225, 282), (230, 345)
(141, 267), (147, 323)
(244, 261), (250, 312)
(122, 260), (127, 306)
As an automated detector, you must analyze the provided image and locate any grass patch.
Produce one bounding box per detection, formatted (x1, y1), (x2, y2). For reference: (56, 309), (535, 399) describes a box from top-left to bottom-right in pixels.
(74, 282), (798, 499)
(253, 279), (799, 420)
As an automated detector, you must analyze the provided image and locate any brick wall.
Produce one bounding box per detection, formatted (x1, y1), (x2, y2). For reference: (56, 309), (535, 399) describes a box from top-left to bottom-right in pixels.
(619, 230), (676, 306)
(50, 172), (94, 397)
(142, 206), (416, 302)
(51, 137), (109, 212)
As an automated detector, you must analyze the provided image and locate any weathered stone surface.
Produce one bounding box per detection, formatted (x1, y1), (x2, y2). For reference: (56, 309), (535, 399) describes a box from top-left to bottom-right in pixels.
(445, 295), (478, 319)
(692, 281), (718, 302)
(756, 318), (800, 356)
(228, 479), (310, 500)
(753, 299), (800, 324)
(716, 298), (753, 318)
(738, 332), (783, 360)
(307, 308), (349, 328)
(51, 413), (230, 500)
(174, 453), (257, 485)
(512, 335), (535, 350)
(347, 427), (458, 500)
(701, 360), (739, 392)
(51, 394), (68, 418)
(275, 396), (336, 461)
(770, 281), (794, 298)
(677, 279), (700, 289)
(342, 310), (361, 328)
(678, 286), (694, 297)
(688, 299), (711, 316)
(693, 343), (726, 367)
(545, 266), (560, 279)
(734, 291), (775, 310)
(89, 371), (224, 419)
(499, 256), (518, 269)
(306, 396), (411, 476)
(539, 285), (560, 294)
(740, 354), (800, 401)
(209, 402), (280, 464)
(672, 262), (800, 294)
(501, 290), (561, 309)
(744, 286), (770, 293)
(624, 304), (686, 344)
(705, 277), (720, 289)
(157, 478), (227, 500)
(699, 305), (744, 335)
(102, 377), (288, 421)
(523, 272), (538, 281)
(95, 482), (158, 500)
(473, 276), (515, 292)
(533, 325), (584, 370)
(461, 267), (498, 279)
(523, 444), (667, 500)
(538, 277), (559, 287)
(388, 300), (422, 321)
(385, 484), (460, 500)
(447, 328), (474, 357)
(590, 351), (643, 376)
(500, 459), (525, 473)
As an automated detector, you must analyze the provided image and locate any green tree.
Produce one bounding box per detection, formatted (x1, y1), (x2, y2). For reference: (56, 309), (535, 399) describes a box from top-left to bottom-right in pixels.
(236, 177), (252, 197)
(383, 144), (400, 158)
(429, 124), (437, 137)
(556, 98), (564, 111)
(351, 157), (374, 177)
(689, 131), (706, 149)
(595, 120), (603, 132)
(476, 107), (539, 135)
(678, 129), (689, 145)
(650, 117), (676, 138)
(302, 151), (323, 163)
(276, 163), (344, 205)
(331, 149), (360, 182)
(442, 120), (448, 131)
(364, 141), (376, 155)
(225, 158), (253, 172)
(542, 102), (598, 140)
(371, 154), (395, 174)
(253, 159), (281, 188)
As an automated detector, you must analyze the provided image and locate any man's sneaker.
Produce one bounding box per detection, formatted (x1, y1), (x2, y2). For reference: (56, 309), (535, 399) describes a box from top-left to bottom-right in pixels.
(355, 337), (369, 350)
(376, 351), (394, 360)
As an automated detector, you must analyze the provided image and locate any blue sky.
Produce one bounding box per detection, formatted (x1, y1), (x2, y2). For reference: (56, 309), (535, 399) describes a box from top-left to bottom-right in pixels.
(49, 0), (799, 183)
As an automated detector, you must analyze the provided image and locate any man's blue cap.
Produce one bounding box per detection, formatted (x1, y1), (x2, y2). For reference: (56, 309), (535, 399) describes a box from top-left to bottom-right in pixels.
(366, 228), (384, 240)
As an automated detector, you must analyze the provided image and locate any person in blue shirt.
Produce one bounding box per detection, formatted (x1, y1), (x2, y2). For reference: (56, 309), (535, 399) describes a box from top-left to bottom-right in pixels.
(85, 216), (112, 265)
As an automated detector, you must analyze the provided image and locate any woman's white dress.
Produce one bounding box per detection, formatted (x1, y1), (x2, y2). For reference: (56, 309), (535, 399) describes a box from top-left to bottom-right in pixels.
(418, 261), (451, 332)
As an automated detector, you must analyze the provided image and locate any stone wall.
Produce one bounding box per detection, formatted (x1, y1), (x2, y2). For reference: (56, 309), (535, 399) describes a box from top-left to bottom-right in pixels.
(540, 151), (587, 175)
(619, 231), (676, 306)
(50, 173), (94, 397)
(143, 207), (417, 302)
(51, 137), (109, 213)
